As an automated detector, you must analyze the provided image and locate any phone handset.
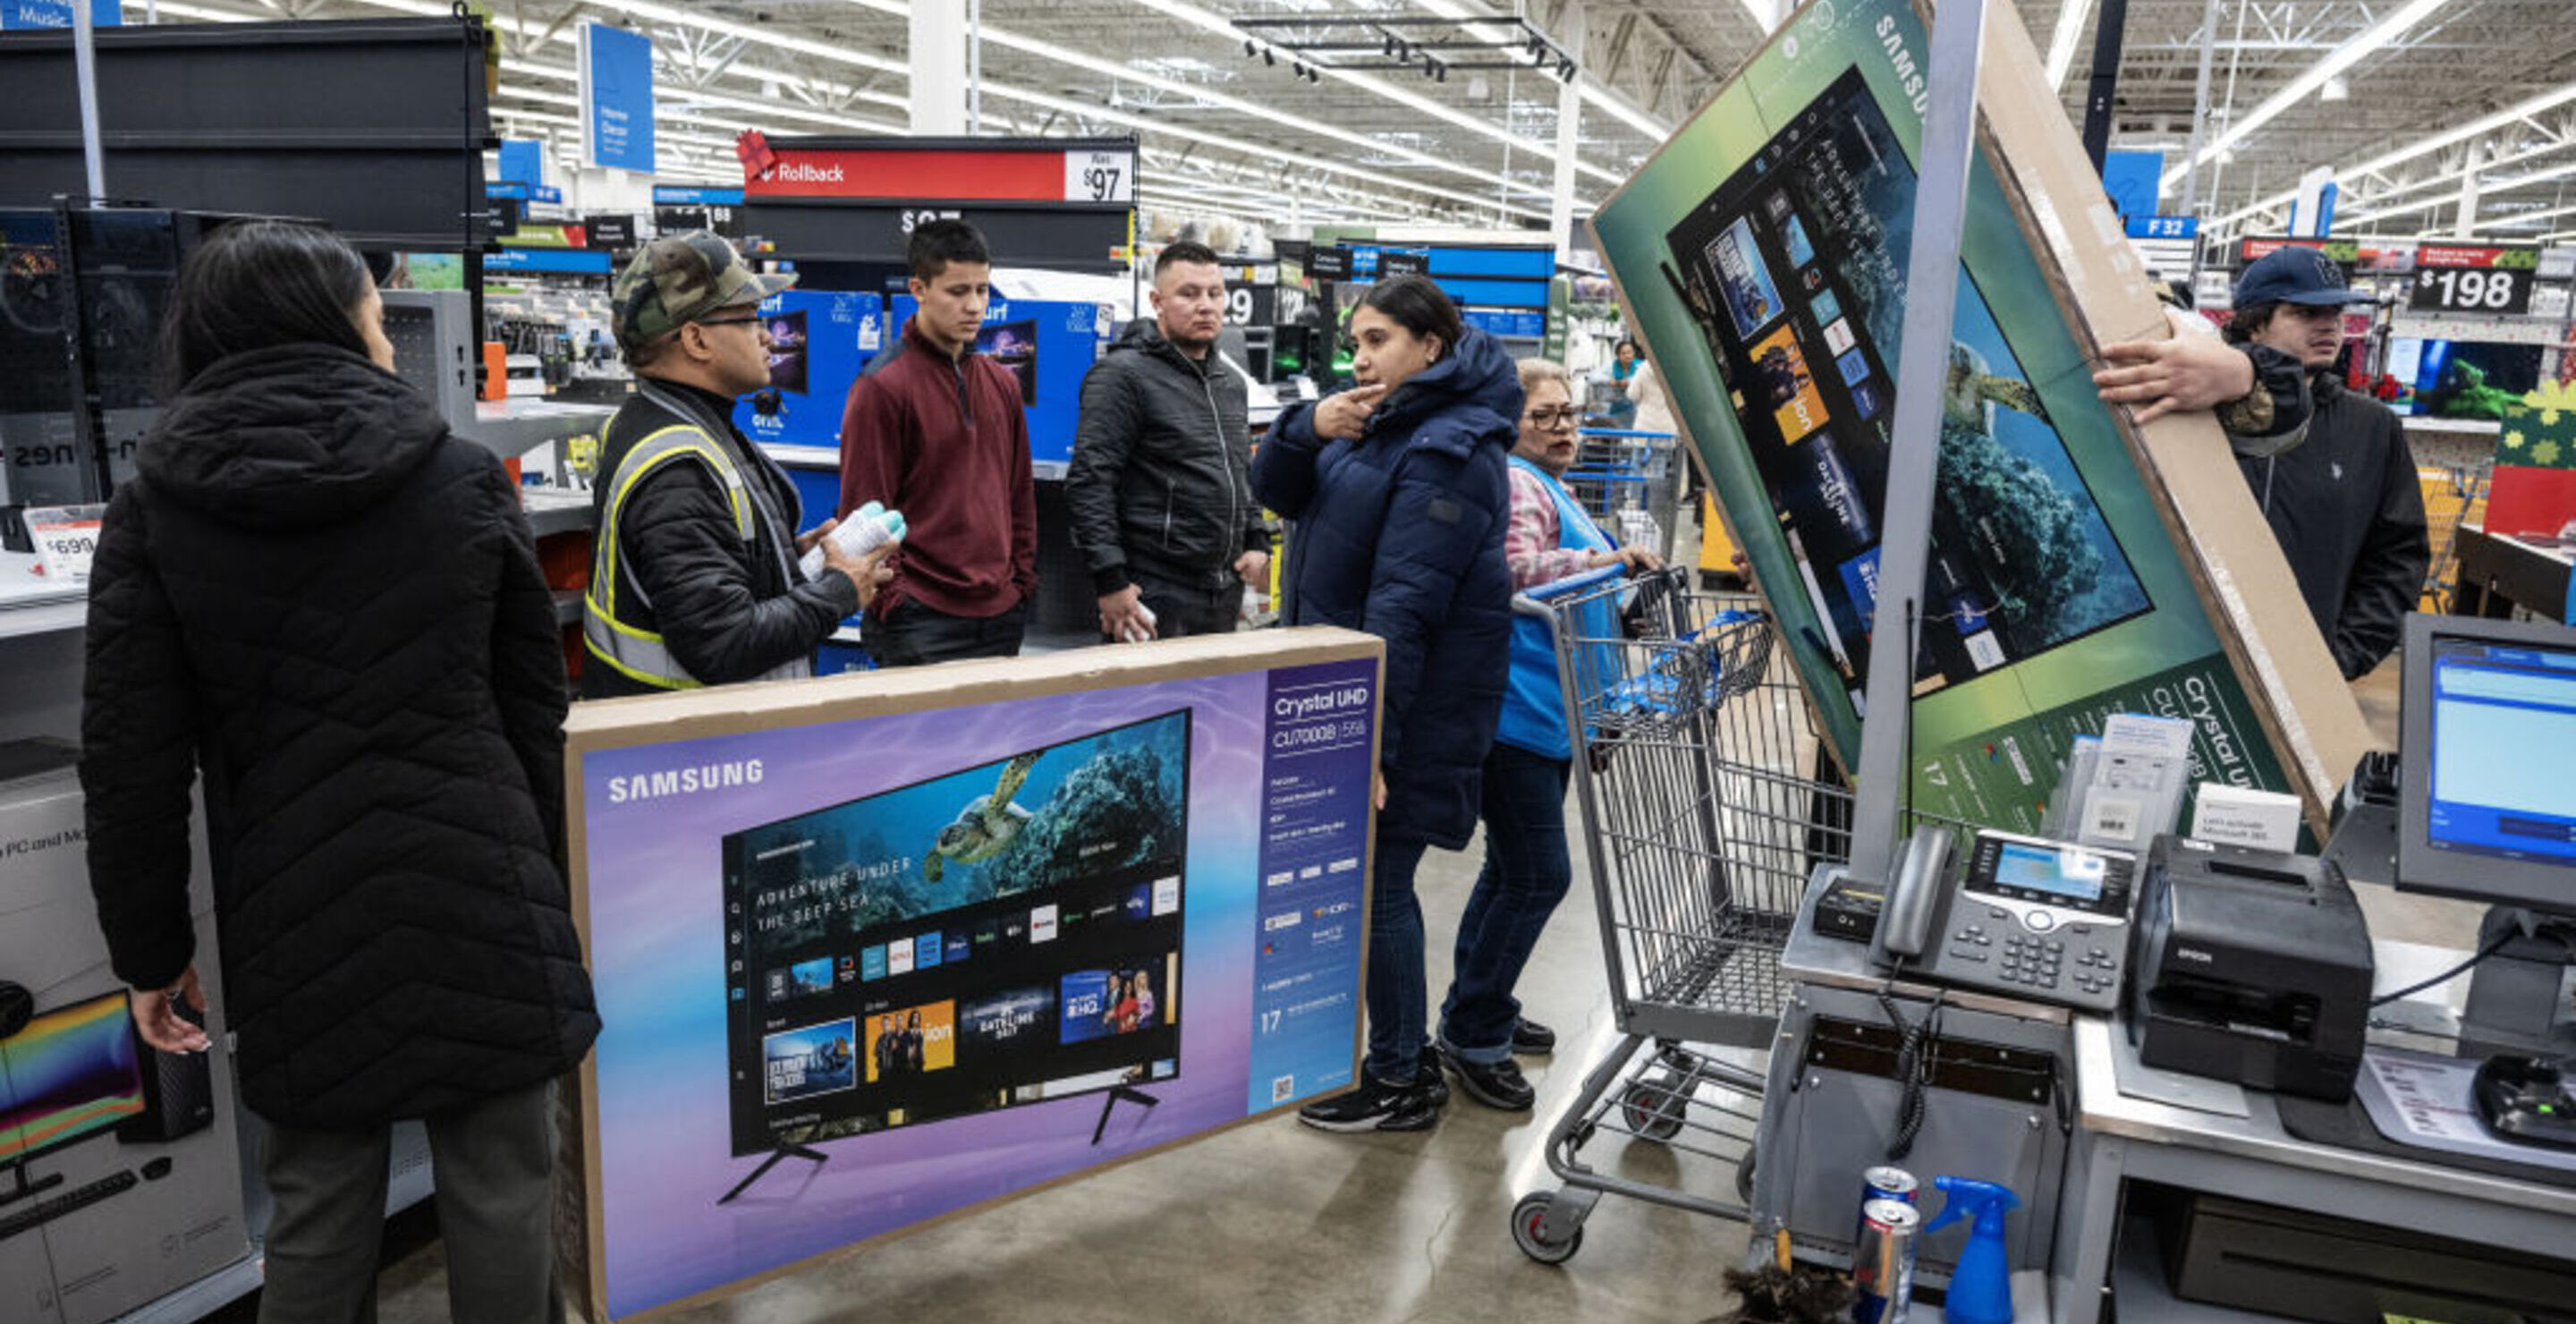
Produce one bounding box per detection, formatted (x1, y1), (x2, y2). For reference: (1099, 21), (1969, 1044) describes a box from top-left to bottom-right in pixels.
(1870, 825), (1958, 970)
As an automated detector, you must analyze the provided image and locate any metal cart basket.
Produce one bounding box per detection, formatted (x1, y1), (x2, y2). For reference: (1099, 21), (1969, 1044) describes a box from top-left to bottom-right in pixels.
(1508, 565), (1854, 1264)
(1560, 428), (1685, 568)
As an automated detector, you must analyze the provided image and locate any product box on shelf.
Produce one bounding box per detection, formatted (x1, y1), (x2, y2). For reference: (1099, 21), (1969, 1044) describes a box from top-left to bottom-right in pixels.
(0, 754), (252, 1324)
(558, 628), (1382, 1321)
(1587, 0), (2370, 834)
(731, 289), (886, 452)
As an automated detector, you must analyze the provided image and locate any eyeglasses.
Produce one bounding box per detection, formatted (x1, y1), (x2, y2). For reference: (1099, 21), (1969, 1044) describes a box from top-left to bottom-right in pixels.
(1524, 407), (1580, 428)
(695, 314), (765, 329)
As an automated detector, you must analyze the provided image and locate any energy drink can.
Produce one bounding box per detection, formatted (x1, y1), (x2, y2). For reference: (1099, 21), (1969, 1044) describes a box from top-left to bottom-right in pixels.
(1855, 1166), (1917, 1243)
(1852, 1198), (1920, 1324)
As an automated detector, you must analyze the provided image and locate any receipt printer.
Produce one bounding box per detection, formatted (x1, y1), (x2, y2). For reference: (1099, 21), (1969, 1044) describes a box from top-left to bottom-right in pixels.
(2129, 836), (2375, 1101)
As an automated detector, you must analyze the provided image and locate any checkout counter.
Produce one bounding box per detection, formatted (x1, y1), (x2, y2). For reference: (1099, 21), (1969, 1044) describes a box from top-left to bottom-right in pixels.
(1752, 611), (2576, 1324)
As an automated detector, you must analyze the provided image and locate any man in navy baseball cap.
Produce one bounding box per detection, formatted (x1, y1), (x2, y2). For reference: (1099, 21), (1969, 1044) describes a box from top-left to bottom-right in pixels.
(2097, 242), (2424, 681)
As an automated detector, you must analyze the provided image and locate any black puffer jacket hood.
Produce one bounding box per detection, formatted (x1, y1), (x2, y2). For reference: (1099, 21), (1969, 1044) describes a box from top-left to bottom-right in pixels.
(83, 341), (597, 1128)
(140, 344), (446, 530)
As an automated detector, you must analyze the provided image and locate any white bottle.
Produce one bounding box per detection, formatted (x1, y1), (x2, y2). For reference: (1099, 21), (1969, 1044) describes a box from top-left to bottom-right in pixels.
(800, 501), (905, 581)
(1120, 601), (1158, 644)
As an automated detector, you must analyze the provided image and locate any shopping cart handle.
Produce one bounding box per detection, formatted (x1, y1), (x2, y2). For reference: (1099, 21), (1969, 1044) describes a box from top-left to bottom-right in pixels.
(1577, 427), (1678, 440)
(1513, 564), (1628, 616)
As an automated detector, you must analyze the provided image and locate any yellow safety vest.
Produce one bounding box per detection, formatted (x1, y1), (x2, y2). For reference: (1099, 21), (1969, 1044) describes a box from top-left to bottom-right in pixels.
(583, 391), (809, 691)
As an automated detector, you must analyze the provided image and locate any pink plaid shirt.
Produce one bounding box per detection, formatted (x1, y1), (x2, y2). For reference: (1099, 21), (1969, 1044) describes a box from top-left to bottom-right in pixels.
(1505, 464), (1599, 591)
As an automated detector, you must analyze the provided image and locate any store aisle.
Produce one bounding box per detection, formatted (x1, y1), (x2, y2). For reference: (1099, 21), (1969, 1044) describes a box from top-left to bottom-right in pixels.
(337, 801), (1752, 1324)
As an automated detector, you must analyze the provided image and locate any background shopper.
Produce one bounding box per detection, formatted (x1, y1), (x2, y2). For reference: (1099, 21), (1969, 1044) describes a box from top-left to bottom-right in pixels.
(838, 219), (1039, 665)
(1435, 359), (1661, 1112)
(80, 220), (597, 1324)
(1066, 239), (1272, 641)
(1252, 274), (1519, 1133)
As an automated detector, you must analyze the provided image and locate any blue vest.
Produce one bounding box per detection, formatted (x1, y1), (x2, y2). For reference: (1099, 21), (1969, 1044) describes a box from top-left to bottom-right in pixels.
(1498, 456), (1619, 761)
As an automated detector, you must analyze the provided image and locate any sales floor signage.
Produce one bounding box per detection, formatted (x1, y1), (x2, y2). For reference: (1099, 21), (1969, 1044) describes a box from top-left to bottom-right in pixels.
(1590, 0), (2317, 832)
(564, 635), (1377, 1320)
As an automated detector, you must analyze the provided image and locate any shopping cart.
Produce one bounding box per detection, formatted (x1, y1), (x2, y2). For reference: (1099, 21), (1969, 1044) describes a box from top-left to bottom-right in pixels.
(1509, 564), (1845, 1264)
(1560, 428), (1685, 567)
(2416, 464), (2489, 613)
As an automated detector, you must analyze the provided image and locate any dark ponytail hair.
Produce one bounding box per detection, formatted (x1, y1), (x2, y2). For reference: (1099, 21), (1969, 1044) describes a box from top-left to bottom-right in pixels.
(1357, 273), (1465, 362)
(160, 220), (375, 393)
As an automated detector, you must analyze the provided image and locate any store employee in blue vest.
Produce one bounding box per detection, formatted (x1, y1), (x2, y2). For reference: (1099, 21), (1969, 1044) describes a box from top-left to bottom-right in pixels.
(1435, 357), (1664, 1112)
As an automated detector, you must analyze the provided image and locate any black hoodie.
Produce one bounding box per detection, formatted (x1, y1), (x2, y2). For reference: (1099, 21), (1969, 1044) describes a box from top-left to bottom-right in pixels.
(2234, 371), (2430, 680)
(80, 344), (597, 1128)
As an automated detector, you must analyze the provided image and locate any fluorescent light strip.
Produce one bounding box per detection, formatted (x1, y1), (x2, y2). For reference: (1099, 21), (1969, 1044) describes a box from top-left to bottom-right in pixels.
(2165, 0), (2455, 189)
(164, 0), (1527, 224)
(2044, 0), (2095, 90)
(2213, 81), (2576, 228)
(2338, 157), (2576, 226)
(1125, 0), (1623, 188)
(1409, 0), (1672, 145)
(2331, 141), (2576, 217)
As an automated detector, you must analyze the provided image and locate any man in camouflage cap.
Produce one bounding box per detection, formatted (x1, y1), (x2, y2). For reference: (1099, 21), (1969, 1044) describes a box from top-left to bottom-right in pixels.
(582, 231), (891, 697)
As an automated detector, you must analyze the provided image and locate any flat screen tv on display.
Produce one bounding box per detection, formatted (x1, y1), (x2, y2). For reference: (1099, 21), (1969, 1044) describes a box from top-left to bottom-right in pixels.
(722, 710), (1190, 1157)
(2402, 339), (2543, 420)
(1660, 66), (2151, 695)
(764, 309), (809, 395)
(1, 989), (147, 1186)
(976, 318), (1039, 406)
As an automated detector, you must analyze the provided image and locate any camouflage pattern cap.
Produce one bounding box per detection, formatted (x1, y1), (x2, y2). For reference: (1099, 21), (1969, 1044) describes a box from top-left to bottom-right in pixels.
(611, 231), (795, 354)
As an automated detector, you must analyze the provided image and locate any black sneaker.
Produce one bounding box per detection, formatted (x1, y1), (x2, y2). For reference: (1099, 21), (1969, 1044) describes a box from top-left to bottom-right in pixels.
(1298, 1071), (1445, 1133)
(1512, 1017), (1556, 1056)
(1435, 1044), (1538, 1111)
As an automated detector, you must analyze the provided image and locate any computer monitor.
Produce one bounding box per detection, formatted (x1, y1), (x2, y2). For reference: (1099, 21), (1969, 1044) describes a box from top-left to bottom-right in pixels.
(2397, 612), (2576, 915)
(0, 989), (148, 1205)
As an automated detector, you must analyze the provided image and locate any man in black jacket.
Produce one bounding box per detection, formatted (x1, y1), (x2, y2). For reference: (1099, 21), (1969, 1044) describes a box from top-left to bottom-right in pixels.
(1067, 241), (1271, 641)
(2096, 247), (2428, 679)
(584, 233), (890, 697)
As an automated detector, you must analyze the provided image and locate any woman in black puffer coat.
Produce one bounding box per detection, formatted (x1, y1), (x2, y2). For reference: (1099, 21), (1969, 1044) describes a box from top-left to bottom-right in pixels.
(80, 221), (596, 1323)
(1252, 275), (1519, 1135)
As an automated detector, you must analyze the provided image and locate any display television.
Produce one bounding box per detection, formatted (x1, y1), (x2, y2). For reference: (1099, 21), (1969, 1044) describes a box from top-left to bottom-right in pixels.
(764, 309), (809, 395)
(977, 318), (1039, 406)
(1660, 67), (2150, 699)
(1, 990), (146, 1189)
(722, 711), (1190, 1154)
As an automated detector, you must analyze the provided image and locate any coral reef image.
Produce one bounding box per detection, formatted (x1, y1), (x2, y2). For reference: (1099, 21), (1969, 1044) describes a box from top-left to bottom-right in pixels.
(733, 715), (1190, 962)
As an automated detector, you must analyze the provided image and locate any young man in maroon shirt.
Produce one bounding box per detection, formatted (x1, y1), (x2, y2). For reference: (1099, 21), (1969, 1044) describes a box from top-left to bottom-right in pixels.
(836, 220), (1039, 665)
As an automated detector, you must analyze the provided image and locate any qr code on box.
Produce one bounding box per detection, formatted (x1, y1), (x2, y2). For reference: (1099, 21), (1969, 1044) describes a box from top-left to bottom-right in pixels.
(1271, 1074), (1295, 1105)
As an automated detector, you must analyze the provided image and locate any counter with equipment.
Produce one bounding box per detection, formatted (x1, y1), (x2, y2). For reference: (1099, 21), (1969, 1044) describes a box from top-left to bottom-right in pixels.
(1753, 609), (2576, 1324)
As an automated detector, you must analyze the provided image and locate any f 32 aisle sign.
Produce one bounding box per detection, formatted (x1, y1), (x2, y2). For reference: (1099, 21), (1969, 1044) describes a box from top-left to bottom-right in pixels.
(2411, 244), (2538, 315)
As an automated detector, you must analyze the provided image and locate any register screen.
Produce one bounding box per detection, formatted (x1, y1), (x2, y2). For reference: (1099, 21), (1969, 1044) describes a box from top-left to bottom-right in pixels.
(2427, 637), (2576, 865)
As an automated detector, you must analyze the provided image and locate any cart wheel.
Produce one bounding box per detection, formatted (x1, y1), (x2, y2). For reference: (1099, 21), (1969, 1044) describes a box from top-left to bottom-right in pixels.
(1620, 1078), (1685, 1142)
(1511, 1191), (1584, 1265)
(1735, 1150), (1758, 1202)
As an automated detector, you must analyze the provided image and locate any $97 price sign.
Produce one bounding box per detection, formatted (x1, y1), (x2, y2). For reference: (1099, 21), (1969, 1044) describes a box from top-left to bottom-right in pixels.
(25, 504), (106, 588)
(1064, 149), (1134, 204)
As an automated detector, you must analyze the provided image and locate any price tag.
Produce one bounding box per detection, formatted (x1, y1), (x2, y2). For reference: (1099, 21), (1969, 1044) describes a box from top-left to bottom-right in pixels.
(1065, 149), (1132, 204)
(24, 504), (106, 588)
(2410, 266), (2533, 315)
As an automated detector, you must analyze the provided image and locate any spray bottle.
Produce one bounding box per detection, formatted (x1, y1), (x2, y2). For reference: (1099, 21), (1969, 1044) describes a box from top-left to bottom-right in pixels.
(1921, 1176), (2018, 1324)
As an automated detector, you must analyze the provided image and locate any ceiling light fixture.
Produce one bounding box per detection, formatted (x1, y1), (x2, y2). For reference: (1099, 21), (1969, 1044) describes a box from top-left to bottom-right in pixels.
(2164, 0), (2458, 190)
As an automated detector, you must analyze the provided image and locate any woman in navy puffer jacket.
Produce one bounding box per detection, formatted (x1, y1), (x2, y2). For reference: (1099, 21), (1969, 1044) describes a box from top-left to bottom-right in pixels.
(1252, 274), (1519, 1133)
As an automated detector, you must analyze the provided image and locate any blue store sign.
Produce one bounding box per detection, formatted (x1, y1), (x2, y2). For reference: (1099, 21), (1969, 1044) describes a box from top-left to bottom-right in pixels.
(582, 22), (655, 174)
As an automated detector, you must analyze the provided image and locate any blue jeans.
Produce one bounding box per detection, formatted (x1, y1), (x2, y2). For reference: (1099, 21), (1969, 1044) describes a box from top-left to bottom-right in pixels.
(1365, 834), (1432, 1083)
(1438, 743), (1573, 1065)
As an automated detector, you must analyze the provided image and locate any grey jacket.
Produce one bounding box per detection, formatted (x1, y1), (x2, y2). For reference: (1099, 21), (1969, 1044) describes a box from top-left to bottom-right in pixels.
(1066, 317), (1270, 595)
